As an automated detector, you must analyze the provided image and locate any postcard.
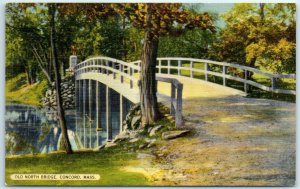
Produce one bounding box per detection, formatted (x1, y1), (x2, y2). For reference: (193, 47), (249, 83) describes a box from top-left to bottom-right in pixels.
(5, 3), (296, 186)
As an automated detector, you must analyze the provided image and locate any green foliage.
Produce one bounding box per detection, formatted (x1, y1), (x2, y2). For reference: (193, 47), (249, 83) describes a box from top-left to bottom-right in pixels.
(210, 3), (296, 74)
(6, 73), (48, 106)
(159, 29), (216, 58)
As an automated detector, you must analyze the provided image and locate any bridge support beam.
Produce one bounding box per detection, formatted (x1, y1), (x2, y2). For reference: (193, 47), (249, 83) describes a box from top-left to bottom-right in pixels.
(106, 86), (112, 141)
(120, 95), (124, 132)
(96, 81), (100, 146)
(88, 79), (92, 148)
(83, 80), (86, 148)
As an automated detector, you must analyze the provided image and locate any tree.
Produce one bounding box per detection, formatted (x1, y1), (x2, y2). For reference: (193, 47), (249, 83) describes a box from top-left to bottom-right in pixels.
(113, 4), (215, 125)
(6, 4), (54, 84)
(49, 3), (73, 154)
(11, 3), (74, 154)
(210, 3), (296, 74)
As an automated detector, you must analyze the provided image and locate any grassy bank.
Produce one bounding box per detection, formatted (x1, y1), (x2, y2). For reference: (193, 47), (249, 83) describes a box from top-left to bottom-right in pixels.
(6, 74), (48, 106)
(6, 149), (149, 186)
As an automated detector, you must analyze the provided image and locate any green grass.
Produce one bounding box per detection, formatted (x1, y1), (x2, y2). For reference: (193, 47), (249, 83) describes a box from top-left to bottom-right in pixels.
(6, 149), (149, 186)
(6, 73), (48, 106)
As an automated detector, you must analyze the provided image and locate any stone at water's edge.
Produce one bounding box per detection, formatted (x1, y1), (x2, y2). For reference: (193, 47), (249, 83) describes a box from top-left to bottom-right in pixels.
(149, 125), (163, 137)
(93, 144), (105, 152)
(105, 142), (117, 148)
(162, 130), (190, 140)
(113, 131), (130, 143)
(41, 76), (75, 110)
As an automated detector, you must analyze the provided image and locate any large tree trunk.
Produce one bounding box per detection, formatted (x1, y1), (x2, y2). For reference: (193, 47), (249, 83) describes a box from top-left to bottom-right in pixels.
(140, 4), (160, 126)
(49, 4), (73, 154)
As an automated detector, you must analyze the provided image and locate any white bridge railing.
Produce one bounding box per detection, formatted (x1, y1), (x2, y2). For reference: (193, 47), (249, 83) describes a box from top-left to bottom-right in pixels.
(75, 56), (183, 126)
(132, 57), (296, 95)
(74, 56), (295, 126)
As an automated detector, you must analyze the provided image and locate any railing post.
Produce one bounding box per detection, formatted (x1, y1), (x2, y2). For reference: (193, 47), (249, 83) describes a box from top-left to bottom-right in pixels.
(204, 62), (208, 81)
(101, 60), (105, 74)
(271, 77), (276, 91)
(106, 60), (109, 76)
(120, 64), (124, 83)
(244, 70), (248, 93)
(167, 60), (171, 75)
(130, 67), (133, 88)
(176, 83), (183, 127)
(170, 83), (176, 116)
(113, 62), (116, 79)
(106, 86), (112, 141)
(222, 65), (227, 86)
(178, 60), (181, 76)
(158, 60), (162, 73)
(190, 61), (193, 78)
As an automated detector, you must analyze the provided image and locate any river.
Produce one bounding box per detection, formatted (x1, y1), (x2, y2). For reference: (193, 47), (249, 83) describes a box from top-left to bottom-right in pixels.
(5, 104), (79, 156)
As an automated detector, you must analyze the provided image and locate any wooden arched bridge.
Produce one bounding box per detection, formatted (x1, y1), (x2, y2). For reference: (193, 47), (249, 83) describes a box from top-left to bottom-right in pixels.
(73, 56), (296, 149)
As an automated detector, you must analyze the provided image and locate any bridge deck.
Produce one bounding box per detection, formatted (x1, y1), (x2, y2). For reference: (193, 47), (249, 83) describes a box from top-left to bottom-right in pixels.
(154, 74), (295, 186)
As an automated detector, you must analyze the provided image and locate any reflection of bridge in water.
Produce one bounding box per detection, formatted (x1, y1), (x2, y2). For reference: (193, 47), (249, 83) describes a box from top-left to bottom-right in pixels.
(73, 56), (296, 149)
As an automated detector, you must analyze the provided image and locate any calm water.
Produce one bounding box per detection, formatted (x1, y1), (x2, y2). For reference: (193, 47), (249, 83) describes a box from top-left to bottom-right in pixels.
(5, 104), (78, 156)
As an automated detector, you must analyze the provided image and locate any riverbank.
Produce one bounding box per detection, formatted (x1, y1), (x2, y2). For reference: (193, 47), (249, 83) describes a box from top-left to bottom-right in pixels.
(6, 74), (48, 106)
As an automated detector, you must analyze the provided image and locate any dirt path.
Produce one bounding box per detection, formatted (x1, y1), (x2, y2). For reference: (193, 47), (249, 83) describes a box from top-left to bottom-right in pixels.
(148, 76), (296, 186)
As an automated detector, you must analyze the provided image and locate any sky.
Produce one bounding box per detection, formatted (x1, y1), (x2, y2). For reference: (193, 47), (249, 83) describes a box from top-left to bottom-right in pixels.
(185, 3), (234, 27)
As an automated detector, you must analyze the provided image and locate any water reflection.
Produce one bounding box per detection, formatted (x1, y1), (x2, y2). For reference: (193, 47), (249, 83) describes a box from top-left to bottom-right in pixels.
(6, 81), (134, 156)
(75, 80), (133, 149)
(5, 104), (78, 156)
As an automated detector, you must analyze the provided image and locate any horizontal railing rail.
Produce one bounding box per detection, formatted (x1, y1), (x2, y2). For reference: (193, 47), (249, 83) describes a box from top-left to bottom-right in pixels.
(131, 57), (296, 95)
(75, 57), (140, 89)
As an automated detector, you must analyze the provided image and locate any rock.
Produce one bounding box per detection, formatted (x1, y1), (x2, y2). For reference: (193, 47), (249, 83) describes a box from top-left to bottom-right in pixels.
(131, 115), (141, 129)
(93, 144), (105, 151)
(129, 138), (139, 143)
(113, 131), (130, 143)
(129, 131), (139, 139)
(137, 153), (155, 159)
(131, 104), (140, 112)
(162, 130), (190, 140)
(105, 142), (117, 148)
(139, 143), (148, 149)
(147, 141), (156, 148)
(149, 125), (164, 136)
